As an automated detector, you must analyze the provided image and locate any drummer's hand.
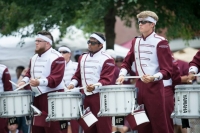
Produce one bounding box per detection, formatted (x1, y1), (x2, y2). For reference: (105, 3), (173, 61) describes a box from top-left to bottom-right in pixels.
(116, 75), (125, 84)
(181, 75), (189, 83)
(17, 81), (26, 89)
(67, 84), (74, 90)
(187, 72), (195, 84)
(142, 75), (154, 83)
(86, 84), (95, 92)
(30, 78), (39, 87)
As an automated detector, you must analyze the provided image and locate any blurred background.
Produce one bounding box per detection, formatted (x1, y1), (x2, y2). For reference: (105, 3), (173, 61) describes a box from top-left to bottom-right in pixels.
(0, 0), (200, 85)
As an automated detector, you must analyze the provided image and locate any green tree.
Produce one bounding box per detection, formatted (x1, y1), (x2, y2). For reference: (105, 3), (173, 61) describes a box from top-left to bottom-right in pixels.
(1, 0), (200, 49)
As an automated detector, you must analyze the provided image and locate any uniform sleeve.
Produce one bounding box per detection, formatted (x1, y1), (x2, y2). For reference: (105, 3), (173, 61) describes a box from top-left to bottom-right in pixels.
(157, 40), (173, 80)
(112, 66), (120, 84)
(189, 50), (200, 73)
(177, 60), (189, 76)
(47, 57), (65, 88)
(99, 58), (115, 85)
(120, 39), (136, 75)
(24, 60), (31, 78)
(2, 68), (12, 91)
(172, 62), (181, 87)
(22, 60), (31, 84)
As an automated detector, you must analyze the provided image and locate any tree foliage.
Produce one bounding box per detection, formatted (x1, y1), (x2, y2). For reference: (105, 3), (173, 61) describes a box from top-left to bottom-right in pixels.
(0, 0), (200, 48)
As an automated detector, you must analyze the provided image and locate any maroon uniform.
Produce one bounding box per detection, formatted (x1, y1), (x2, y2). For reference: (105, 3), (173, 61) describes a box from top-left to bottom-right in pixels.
(22, 48), (66, 133)
(164, 60), (182, 133)
(120, 33), (173, 133)
(189, 50), (200, 74)
(70, 49), (115, 133)
(0, 64), (12, 133)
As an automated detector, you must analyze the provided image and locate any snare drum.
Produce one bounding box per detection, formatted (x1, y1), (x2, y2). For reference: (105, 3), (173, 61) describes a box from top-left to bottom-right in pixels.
(98, 85), (136, 116)
(0, 90), (33, 117)
(46, 91), (82, 121)
(174, 85), (200, 118)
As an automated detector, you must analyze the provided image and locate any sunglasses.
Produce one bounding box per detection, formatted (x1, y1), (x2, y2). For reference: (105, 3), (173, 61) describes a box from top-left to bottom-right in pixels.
(138, 21), (152, 25)
(59, 51), (69, 54)
(87, 40), (100, 45)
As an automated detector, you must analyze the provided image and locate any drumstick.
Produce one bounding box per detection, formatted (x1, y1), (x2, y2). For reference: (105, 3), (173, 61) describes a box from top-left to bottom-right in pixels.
(79, 83), (101, 89)
(9, 80), (19, 87)
(14, 77), (40, 91)
(14, 82), (30, 91)
(149, 76), (159, 78)
(66, 83), (101, 92)
(124, 76), (141, 79)
(116, 75), (159, 85)
(124, 76), (159, 79)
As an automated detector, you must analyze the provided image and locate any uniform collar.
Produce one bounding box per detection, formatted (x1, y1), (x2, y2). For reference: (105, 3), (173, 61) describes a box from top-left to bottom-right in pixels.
(38, 47), (52, 57)
(66, 60), (72, 66)
(142, 31), (155, 41)
(89, 47), (103, 57)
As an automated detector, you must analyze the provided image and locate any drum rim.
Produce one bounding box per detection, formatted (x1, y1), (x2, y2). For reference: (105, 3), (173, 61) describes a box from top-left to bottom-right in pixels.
(0, 90), (33, 95)
(47, 91), (82, 96)
(175, 84), (200, 89)
(175, 89), (200, 92)
(46, 116), (79, 121)
(0, 113), (31, 118)
(174, 115), (200, 119)
(99, 85), (135, 89)
(98, 112), (130, 116)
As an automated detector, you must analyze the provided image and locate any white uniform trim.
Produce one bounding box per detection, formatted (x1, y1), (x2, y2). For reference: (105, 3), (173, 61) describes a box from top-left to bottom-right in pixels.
(119, 68), (128, 76)
(153, 72), (163, 81)
(37, 34), (52, 45)
(22, 48), (64, 95)
(134, 32), (165, 81)
(189, 66), (198, 74)
(38, 78), (48, 86)
(63, 60), (78, 86)
(134, 38), (145, 77)
(22, 77), (30, 83)
(80, 49), (112, 96)
(163, 78), (172, 87)
(69, 79), (78, 87)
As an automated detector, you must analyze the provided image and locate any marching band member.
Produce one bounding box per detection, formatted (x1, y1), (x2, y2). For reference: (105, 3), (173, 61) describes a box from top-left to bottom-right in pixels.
(171, 59), (190, 133)
(0, 64), (13, 133)
(58, 46), (79, 133)
(188, 49), (200, 81)
(67, 32), (115, 133)
(164, 58), (190, 133)
(116, 11), (173, 133)
(17, 31), (66, 133)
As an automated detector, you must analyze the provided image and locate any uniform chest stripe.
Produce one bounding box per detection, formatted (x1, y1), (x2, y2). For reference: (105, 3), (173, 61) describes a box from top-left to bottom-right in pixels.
(139, 51), (152, 54)
(140, 44), (155, 47)
(140, 57), (150, 60)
